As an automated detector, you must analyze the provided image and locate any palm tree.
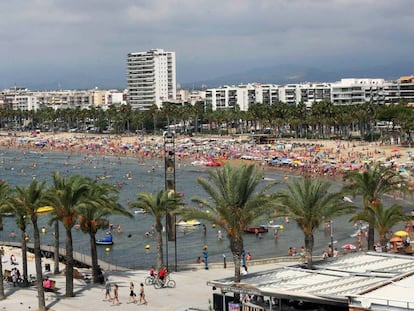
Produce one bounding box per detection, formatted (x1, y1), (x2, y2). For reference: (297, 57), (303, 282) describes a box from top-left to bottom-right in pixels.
(0, 180), (13, 300)
(342, 162), (406, 250)
(5, 196), (30, 284)
(77, 179), (132, 283)
(43, 173), (91, 297)
(351, 202), (409, 250)
(130, 190), (184, 269)
(14, 180), (47, 311)
(182, 164), (278, 293)
(277, 177), (356, 269)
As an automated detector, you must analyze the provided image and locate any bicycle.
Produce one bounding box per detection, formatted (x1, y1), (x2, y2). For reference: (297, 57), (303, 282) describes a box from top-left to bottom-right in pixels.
(153, 274), (176, 289)
(144, 275), (156, 286)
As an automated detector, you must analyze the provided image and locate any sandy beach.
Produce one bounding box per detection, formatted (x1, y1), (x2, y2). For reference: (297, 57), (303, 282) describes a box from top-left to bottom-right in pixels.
(1, 130), (413, 181)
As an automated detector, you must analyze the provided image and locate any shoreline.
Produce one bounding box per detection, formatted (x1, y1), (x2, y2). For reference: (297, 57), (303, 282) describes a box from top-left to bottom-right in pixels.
(1, 130), (413, 180)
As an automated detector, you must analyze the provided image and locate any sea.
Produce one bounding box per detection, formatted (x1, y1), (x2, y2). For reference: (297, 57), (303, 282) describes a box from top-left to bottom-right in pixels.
(0, 147), (412, 269)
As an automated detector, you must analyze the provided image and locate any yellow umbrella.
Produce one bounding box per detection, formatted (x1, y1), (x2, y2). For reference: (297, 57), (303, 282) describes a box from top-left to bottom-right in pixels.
(37, 206), (54, 214)
(394, 230), (409, 237)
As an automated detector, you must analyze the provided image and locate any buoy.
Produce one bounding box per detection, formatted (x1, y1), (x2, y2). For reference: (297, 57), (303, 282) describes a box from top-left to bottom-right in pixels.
(105, 247), (110, 252)
(41, 227), (47, 234)
(284, 176), (289, 181)
(212, 224), (216, 229)
(145, 244), (150, 250)
(279, 225), (284, 230)
(206, 210), (210, 214)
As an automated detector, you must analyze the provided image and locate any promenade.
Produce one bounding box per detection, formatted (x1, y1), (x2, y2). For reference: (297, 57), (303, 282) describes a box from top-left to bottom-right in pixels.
(1, 245), (293, 311)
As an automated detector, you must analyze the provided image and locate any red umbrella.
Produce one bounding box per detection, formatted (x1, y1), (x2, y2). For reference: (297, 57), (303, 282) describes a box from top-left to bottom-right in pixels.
(342, 244), (357, 250)
(391, 149), (400, 153)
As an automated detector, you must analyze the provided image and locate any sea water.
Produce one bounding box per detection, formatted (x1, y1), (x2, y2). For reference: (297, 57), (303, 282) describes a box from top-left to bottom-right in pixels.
(0, 147), (410, 269)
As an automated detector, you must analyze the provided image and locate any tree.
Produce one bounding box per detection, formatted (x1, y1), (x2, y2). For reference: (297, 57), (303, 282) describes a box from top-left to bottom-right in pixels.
(14, 180), (47, 311)
(342, 162), (406, 250)
(351, 202), (409, 250)
(130, 190), (184, 269)
(0, 180), (13, 300)
(277, 177), (356, 269)
(77, 179), (132, 283)
(5, 195), (30, 285)
(182, 164), (278, 300)
(43, 173), (91, 297)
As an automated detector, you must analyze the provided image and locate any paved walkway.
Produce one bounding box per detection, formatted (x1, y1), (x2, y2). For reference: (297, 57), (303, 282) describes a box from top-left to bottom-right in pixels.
(1, 246), (288, 311)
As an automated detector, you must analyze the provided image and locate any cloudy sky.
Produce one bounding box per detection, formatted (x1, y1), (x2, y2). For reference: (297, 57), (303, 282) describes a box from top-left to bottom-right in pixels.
(0, 0), (413, 89)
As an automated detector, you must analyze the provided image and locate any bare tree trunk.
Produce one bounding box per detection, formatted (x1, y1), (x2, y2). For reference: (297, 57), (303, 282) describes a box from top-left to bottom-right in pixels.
(21, 231), (28, 284)
(230, 236), (243, 303)
(53, 221), (60, 274)
(89, 232), (99, 283)
(156, 226), (163, 270)
(305, 233), (314, 270)
(65, 228), (74, 297)
(33, 219), (46, 311)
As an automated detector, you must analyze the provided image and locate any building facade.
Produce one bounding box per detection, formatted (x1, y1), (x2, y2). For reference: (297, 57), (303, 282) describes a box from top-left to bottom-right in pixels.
(330, 78), (386, 106)
(126, 48), (176, 110)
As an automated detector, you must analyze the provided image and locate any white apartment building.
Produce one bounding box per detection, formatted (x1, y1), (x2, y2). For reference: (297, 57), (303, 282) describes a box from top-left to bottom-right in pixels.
(206, 83), (280, 111)
(384, 76), (414, 105)
(206, 83), (331, 111)
(127, 49), (176, 110)
(330, 78), (386, 105)
(300, 83), (332, 108)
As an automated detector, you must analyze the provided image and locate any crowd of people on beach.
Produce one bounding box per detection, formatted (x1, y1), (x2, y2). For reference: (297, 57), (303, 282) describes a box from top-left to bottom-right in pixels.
(1, 132), (412, 184)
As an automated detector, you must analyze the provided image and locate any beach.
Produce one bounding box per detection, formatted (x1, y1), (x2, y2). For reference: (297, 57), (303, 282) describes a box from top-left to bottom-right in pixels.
(1, 130), (412, 175)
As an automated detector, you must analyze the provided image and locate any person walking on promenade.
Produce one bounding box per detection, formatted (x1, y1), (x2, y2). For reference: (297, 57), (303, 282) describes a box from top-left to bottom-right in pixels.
(103, 277), (112, 301)
(128, 281), (137, 303)
(203, 246), (209, 270)
(112, 283), (120, 305)
(139, 283), (148, 305)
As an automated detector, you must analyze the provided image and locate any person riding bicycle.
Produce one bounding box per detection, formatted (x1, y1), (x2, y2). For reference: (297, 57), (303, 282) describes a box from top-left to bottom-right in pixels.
(158, 266), (168, 286)
(149, 266), (156, 278)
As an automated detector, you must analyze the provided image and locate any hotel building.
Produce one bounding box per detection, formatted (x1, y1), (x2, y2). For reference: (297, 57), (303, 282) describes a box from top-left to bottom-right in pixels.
(126, 49), (176, 110)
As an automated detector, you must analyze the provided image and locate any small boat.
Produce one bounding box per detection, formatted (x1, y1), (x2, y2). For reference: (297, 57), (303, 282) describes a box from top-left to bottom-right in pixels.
(244, 226), (268, 234)
(176, 219), (201, 227)
(1, 212), (14, 217)
(96, 233), (113, 245)
(263, 221), (284, 229)
(134, 208), (147, 214)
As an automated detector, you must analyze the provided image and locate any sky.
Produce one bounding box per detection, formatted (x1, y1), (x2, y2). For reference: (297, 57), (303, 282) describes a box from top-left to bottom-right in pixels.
(0, 0), (413, 90)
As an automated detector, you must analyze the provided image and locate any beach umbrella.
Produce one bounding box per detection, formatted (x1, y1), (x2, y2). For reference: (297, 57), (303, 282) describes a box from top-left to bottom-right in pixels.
(342, 244), (357, 250)
(391, 149), (400, 153)
(394, 230), (409, 237)
(406, 150), (412, 154)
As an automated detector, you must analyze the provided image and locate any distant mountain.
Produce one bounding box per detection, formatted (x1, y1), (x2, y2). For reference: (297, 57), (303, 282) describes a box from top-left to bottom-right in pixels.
(180, 62), (414, 89)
